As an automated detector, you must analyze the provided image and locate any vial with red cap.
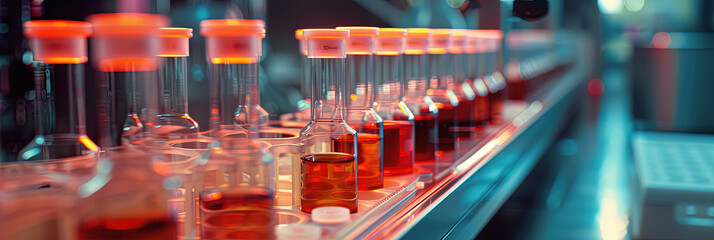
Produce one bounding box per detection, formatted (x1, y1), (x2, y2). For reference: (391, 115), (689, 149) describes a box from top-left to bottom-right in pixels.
(447, 29), (477, 140)
(18, 20), (99, 175)
(154, 27), (200, 141)
(372, 28), (416, 176)
(76, 13), (178, 240)
(403, 28), (439, 163)
(335, 26), (384, 189)
(298, 29), (358, 213)
(465, 30), (491, 129)
(479, 30), (506, 124)
(426, 29), (459, 153)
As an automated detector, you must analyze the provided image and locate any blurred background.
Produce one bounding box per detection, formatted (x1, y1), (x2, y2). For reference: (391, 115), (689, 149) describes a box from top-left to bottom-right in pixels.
(1, 0), (713, 239)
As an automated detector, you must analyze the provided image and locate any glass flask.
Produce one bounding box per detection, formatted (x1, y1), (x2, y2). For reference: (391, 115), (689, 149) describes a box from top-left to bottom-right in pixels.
(373, 28), (416, 176)
(426, 29), (459, 153)
(79, 13), (177, 240)
(299, 29), (358, 213)
(465, 30), (490, 130)
(480, 30), (506, 125)
(403, 28), (439, 163)
(18, 20), (98, 176)
(335, 26), (383, 190)
(447, 29), (476, 140)
(199, 19), (277, 239)
(154, 27), (200, 141)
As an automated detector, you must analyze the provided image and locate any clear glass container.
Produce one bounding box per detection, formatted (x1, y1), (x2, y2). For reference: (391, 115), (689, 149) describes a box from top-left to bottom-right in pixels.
(299, 29), (358, 213)
(403, 29), (439, 163)
(18, 20), (98, 177)
(155, 28), (200, 141)
(198, 19), (277, 239)
(335, 26), (383, 190)
(373, 28), (416, 176)
(447, 29), (476, 140)
(79, 13), (178, 240)
(465, 30), (490, 130)
(426, 29), (459, 154)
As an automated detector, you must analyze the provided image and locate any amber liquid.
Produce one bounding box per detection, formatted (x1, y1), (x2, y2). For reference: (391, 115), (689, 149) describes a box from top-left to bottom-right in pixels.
(435, 103), (456, 151)
(77, 212), (177, 240)
(199, 187), (276, 239)
(490, 90), (504, 124)
(334, 132), (383, 190)
(366, 120), (414, 175)
(400, 113), (437, 162)
(473, 95), (490, 132)
(455, 98), (475, 138)
(300, 153), (358, 213)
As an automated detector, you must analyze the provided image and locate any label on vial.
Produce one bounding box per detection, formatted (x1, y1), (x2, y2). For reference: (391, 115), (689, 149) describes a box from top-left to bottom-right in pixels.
(307, 38), (346, 58)
(375, 37), (404, 55)
(346, 35), (373, 55)
(206, 35), (261, 64)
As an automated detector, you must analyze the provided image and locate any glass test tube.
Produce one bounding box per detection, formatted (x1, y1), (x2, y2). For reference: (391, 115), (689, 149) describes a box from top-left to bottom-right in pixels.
(155, 28), (199, 141)
(80, 13), (177, 240)
(294, 29), (312, 123)
(426, 29), (459, 152)
(335, 27), (383, 189)
(403, 29), (439, 163)
(199, 19), (277, 239)
(373, 28), (416, 176)
(465, 30), (490, 129)
(299, 29), (358, 213)
(481, 30), (506, 124)
(18, 21), (98, 175)
(447, 29), (476, 140)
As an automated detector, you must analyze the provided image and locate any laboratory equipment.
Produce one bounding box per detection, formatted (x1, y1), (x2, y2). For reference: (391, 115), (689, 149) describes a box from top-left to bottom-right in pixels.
(199, 19), (277, 239)
(18, 20), (98, 175)
(480, 30), (506, 124)
(335, 26), (383, 190)
(299, 29), (358, 213)
(403, 28), (439, 163)
(447, 29), (476, 139)
(155, 27), (199, 141)
(426, 29), (459, 152)
(79, 13), (177, 240)
(373, 28), (416, 176)
(465, 30), (490, 130)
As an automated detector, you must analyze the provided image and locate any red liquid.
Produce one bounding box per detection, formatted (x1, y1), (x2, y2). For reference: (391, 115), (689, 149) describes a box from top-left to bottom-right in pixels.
(490, 90), (504, 124)
(199, 187), (276, 239)
(434, 102), (456, 151)
(300, 153), (358, 213)
(77, 212), (177, 240)
(473, 97), (489, 132)
(400, 114), (437, 162)
(366, 121), (414, 175)
(455, 98), (475, 138)
(334, 132), (383, 190)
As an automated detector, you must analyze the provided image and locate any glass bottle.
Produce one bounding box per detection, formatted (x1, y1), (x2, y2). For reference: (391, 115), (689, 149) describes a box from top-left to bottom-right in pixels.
(79, 13), (177, 240)
(154, 27), (200, 141)
(299, 29), (358, 213)
(403, 28), (439, 163)
(426, 29), (459, 153)
(18, 20), (98, 176)
(293, 29), (312, 125)
(373, 28), (416, 176)
(447, 29), (476, 140)
(481, 30), (506, 125)
(335, 26), (383, 189)
(199, 19), (277, 239)
(465, 30), (490, 130)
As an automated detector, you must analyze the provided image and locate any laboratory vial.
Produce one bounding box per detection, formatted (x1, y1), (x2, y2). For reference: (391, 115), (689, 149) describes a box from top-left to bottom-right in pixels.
(427, 29), (459, 152)
(18, 20), (98, 175)
(447, 29), (476, 139)
(155, 27), (200, 141)
(335, 26), (384, 189)
(299, 29), (358, 213)
(293, 29), (312, 123)
(403, 28), (439, 162)
(481, 30), (506, 124)
(79, 13), (177, 240)
(465, 30), (491, 130)
(199, 19), (277, 239)
(373, 28), (416, 176)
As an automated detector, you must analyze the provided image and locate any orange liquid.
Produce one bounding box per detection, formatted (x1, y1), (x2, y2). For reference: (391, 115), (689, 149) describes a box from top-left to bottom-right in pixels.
(199, 188), (276, 239)
(473, 95), (489, 131)
(401, 113), (437, 162)
(435, 103), (456, 151)
(490, 90), (504, 124)
(334, 132), (383, 190)
(300, 153), (358, 213)
(455, 98), (475, 138)
(366, 121), (414, 175)
(77, 212), (176, 240)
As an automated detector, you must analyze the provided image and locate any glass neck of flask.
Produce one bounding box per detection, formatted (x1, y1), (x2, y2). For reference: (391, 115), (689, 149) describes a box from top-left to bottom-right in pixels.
(375, 54), (403, 103)
(404, 54), (428, 97)
(32, 62), (87, 136)
(428, 54), (449, 89)
(345, 54), (373, 109)
(158, 56), (189, 116)
(99, 70), (159, 148)
(209, 62), (262, 132)
(309, 57), (346, 122)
